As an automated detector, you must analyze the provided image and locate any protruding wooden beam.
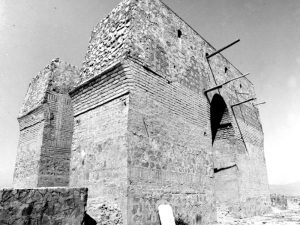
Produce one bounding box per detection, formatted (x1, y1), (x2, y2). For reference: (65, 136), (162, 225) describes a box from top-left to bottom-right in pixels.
(204, 84), (223, 94)
(214, 164), (238, 173)
(236, 92), (250, 96)
(206, 39), (240, 59)
(204, 73), (250, 95)
(254, 102), (266, 106)
(223, 73), (250, 85)
(231, 98), (256, 108)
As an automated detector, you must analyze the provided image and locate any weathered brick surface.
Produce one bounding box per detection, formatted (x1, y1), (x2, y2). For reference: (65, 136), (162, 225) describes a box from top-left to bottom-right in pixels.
(80, 0), (134, 84)
(126, 60), (214, 225)
(12, 0), (270, 224)
(0, 187), (87, 225)
(69, 64), (131, 224)
(37, 93), (74, 187)
(14, 59), (80, 188)
(68, 0), (269, 222)
(116, 0), (269, 220)
(123, 56), (269, 223)
(19, 58), (80, 117)
(14, 106), (45, 188)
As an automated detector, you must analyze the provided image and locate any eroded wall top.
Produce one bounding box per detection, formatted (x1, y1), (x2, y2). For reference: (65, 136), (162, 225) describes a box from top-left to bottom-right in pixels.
(130, 0), (255, 95)
(19, 58), (80, 117)
(80, 0), (255, 97)
(80, 0), (135, 85)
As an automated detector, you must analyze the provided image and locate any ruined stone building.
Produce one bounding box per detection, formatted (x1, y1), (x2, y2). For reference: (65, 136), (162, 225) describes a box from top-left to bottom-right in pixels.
(1, 0), (271, 224)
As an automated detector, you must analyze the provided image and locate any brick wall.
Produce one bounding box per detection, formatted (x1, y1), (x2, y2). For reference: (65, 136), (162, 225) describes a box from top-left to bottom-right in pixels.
(37, 93), (74, 187)
(14, 106), (45, 188)
(123, 56), (270, 223)
(126, 59), (214, 225)
(124, 0), (270, 219)
(69, 64), (132, 224)
(74, 0), (271, 218)
(12, 0), (271, 223)
(14, 92), (74, 188)
(14, 59), (80, 189)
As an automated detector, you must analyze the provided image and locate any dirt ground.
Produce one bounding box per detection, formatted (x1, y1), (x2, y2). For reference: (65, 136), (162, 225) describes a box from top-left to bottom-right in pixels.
(217, 202), (300, 225)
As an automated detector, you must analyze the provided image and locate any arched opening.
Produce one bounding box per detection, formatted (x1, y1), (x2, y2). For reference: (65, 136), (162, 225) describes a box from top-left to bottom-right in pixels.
(210, 94), (240, 214)
(210, 94), (234, 144)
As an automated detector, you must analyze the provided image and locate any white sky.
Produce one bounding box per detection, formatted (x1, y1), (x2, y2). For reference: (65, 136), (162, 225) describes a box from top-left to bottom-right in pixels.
(0, 0), (300, 187)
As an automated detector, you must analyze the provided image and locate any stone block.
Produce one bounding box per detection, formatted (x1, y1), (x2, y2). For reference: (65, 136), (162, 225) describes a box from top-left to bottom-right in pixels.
(0, 188), (88, 225)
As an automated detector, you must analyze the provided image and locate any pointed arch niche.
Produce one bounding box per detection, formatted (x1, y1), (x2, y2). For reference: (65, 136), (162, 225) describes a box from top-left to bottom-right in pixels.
(210, 94), (240, 209)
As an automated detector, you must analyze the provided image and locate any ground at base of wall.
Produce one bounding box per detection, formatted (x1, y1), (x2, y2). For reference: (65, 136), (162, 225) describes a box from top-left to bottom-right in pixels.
(217, 202), (300, 225)
(86, 198), (123, 225)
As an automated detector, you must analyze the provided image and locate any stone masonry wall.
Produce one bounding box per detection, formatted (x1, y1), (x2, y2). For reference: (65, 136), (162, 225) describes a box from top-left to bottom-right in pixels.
(19, 59), (80, 118)
(80, 0), (134, 85)
(0, 187), (87, 225)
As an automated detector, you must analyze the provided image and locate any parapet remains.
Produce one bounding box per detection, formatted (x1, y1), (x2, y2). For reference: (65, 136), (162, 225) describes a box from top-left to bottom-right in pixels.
(15, 59), (80, 188)
(7, 0), (271, 224)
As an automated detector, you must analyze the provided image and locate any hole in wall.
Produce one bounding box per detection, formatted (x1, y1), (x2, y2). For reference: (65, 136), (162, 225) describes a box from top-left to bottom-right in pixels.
(225, 67), (228, 73)
(214, 164), (237, 174)
(175, 217), (188, 225)
(177, 29), (182, 38)
(196, 214), (202, 224)
(240, 84), (242, 88)
(210, 94), (235, 144)
(121, 98), (127, 106)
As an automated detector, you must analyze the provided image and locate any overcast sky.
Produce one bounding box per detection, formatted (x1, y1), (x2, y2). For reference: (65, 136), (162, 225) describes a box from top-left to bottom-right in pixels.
(0, 0), (300, 187)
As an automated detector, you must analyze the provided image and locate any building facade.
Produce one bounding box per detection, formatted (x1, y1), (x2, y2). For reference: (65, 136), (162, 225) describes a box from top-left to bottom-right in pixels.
(13, 0), (270, 224)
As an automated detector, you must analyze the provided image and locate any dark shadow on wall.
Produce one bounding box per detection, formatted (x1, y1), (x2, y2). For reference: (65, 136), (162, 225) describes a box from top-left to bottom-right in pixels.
(82, 212), (97, 225)
(210, 94), (234, 144)
(175, 218), (189, 225)
(210, 93), (240, 210)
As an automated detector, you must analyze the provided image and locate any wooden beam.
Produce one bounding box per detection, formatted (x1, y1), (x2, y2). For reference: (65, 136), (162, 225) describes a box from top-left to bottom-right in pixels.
(206, 39), (240, 59)
(254, 102), (266, 106)
(231, 98), (256, 108)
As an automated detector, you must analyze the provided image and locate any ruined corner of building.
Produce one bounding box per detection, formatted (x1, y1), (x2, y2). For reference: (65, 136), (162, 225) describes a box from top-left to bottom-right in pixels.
(0, 0), (271, 224)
